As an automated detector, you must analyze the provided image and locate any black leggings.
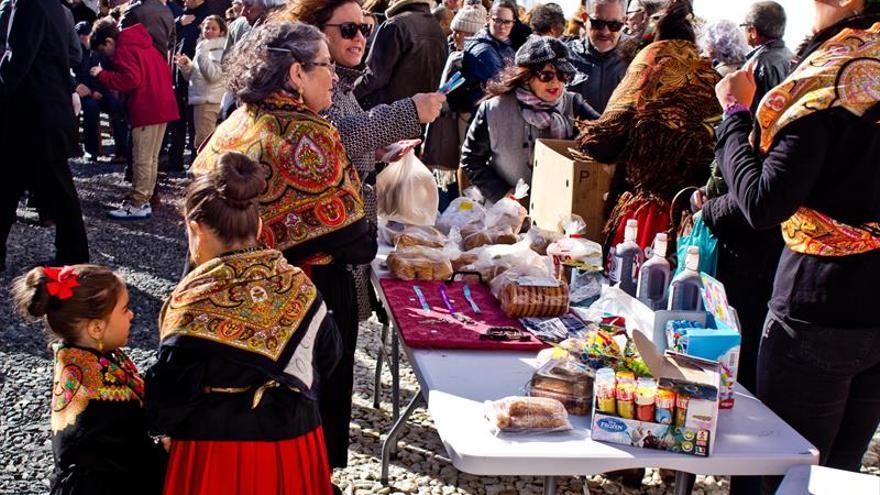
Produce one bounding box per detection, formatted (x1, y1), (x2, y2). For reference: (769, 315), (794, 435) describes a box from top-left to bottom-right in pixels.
(757, 314), (880, 492)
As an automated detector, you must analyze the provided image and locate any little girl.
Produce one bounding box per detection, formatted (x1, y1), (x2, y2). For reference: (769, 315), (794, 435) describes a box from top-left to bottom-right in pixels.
(11, 265), (166, 495)
(175, 15), (228, 149)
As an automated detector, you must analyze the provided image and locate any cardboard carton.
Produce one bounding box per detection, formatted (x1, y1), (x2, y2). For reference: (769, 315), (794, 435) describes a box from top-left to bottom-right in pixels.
(590, 329), (721, 456)
(529, 139), (615, 242)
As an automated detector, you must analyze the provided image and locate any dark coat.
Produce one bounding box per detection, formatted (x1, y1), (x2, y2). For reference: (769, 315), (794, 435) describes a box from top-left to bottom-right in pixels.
(566, 37), (628, 114)
(0, 0), (77, 162)
(174, 0), (211, 58)
(119, 0), (175, 57)
(745, 39), (793, 113)
(355, 2), (448, 110)
(460, 28), (516, 112)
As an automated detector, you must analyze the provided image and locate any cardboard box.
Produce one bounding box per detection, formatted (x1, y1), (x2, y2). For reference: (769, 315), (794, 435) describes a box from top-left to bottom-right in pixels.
(529, 139), (615, 242)
(667, 327), (740, 409)
(590, 329), (721, 456)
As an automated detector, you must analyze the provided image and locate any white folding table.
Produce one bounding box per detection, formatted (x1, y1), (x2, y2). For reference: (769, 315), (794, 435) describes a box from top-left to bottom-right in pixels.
(369, 252), (819, 494)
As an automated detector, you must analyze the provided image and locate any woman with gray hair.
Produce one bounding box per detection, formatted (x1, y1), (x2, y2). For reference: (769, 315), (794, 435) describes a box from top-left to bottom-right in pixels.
(701, 19), (749, 76)
(191, 23), (377, 489)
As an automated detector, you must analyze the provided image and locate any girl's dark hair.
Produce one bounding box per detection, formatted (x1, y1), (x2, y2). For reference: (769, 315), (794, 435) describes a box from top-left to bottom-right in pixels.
(362, 0), (388, 14)
(491, 0), (518, 19)
(90, 17), (120, 49)
(484, 64), (534, 100)
(224, 21), (326, 104)
(185, 152), (267, 245)
(287, 0), (363, 28)
(202, 15), (229, 36)
(10, 265), (124, 344)
(655, 0), (695, 43)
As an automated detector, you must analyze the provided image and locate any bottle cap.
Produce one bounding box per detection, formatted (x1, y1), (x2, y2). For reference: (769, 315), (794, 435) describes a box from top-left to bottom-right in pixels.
(685, 245), (700, 271)
(654, 232), (668, 258)
(624, 219), (638, 243)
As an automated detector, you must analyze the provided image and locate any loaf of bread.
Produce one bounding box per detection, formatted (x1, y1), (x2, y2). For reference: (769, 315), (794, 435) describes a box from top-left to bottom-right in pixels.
(498, 279), (569, 318)
(387, 246), (453, 281)
(488, 396), (571, 431)
(393, 225), (446, 249)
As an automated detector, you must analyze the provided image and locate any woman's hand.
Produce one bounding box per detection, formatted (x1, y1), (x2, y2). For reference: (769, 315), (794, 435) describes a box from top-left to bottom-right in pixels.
(174, 54), (191, 67)
(690, 187), (707, 213)
(412, 93), (446, 124)
(715, 62), (756, 110)
(374, 139), (422, 162)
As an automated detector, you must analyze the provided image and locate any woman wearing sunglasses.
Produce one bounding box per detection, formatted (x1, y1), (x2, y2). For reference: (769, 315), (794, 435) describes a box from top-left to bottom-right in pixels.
(460, 35), (598, 204)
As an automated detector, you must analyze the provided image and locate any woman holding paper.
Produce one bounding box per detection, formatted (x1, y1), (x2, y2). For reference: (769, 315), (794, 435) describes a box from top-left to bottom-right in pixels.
(460, 35), (597, 203)
(713, 0), (880, 489)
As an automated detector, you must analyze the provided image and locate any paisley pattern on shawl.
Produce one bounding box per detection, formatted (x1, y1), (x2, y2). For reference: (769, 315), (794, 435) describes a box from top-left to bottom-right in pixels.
(191, 91), (366, 253)
(51, 345), (144, 434)
(160, 249), (325, 391)
(757, 22), (880, 256)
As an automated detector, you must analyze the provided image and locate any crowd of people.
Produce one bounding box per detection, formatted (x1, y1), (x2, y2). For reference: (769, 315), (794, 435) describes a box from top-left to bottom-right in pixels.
(0, 0), (878, 494)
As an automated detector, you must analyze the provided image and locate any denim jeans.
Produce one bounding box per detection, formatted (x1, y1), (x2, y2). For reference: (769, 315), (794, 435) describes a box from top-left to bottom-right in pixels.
(756, 314), (880, 492)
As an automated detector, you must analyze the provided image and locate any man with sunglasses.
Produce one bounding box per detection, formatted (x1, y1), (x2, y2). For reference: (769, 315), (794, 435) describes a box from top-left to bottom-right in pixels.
(566, 0), (628, 113)
(355, 0), (448, 110)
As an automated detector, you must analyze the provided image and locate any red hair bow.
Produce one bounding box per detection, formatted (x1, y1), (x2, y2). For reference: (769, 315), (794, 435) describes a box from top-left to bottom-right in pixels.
(44, 266), (80, 300)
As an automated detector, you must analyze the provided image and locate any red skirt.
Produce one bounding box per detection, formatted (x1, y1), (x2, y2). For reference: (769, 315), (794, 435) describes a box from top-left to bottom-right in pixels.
(163, 427), (332, 495)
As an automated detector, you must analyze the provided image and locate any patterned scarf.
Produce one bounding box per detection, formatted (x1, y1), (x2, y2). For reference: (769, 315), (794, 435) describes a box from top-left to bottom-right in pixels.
(514, 86), (571, 139)
(191, 91), (366, 254)
(758, 21), (880, 256)
(51, 345), (144, 434)
(159, 248), (326, 395)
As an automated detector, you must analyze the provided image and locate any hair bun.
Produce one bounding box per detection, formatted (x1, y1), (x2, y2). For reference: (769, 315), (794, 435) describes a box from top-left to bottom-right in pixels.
(11, 267), (52, 318)
(215, 152), (267, 210)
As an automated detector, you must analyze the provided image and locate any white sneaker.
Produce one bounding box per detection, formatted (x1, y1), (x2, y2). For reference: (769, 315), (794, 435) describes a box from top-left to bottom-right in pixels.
(107, 202), (152, 220)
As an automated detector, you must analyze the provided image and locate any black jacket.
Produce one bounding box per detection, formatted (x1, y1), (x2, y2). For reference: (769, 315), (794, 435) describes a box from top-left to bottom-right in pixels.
(174, 0), (211, 58)
(0, 0), (77, 162)
(119, 0), (175, 57)
(566, 37), (628, 114)
(745, 39), (793, 113)
(356, 3), (448, 110)
(714, 89), (880, 329)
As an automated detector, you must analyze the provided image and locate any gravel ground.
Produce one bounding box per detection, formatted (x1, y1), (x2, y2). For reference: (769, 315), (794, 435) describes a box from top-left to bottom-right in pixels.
(1, 157), (878, 495)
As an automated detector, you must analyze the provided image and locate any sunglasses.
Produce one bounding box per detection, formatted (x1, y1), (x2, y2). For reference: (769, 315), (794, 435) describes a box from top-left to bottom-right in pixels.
(534, 69), (571, 83)
(491, 17), (515, 26)
(325, 22), (372, 39)
(589, 17), (624, 32)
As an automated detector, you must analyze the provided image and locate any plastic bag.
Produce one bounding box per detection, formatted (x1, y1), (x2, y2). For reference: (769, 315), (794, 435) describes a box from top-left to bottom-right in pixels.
(588, 285), (656, 338)
(485, 179), (529, 236)
(392, 225), (447, 249)
(376, 151), (439, 226)
(485, 396), (573, 434)
(675, 211), (718, 277)
(464, 241), (551, 284)
(436, 187), (486, 235)
(526, 227), (563, 256)
(490, 266), (570, 318)
(387, 245), (455, 281)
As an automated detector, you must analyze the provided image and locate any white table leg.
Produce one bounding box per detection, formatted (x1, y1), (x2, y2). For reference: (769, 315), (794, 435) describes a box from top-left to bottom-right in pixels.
(543, 475), (556, 495)
(381, 389), (425, 484)
(673, 471), (696, 495)
(373, 322), (389, 409)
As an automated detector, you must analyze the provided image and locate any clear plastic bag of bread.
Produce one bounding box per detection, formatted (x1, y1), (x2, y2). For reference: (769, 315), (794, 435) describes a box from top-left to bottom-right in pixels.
(485, 396), (572, 434)
(387, 246), (455, 281)
(461, 241), (548, 285)
(546, 215), (603, 272)
(485, 179), (529, 236)
(490, 265), (570, 318)
(392, 224), (447, 249)
(376, 150), (439, 226)
(527, 227), (564, 256)
(437, 187), (486, 235)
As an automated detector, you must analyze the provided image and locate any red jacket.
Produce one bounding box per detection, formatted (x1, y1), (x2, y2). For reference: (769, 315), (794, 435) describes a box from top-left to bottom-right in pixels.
(97, 24), (179, 128)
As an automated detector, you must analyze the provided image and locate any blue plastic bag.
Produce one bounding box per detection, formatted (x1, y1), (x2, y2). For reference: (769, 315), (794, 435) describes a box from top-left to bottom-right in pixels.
(675, 211), (718, 277)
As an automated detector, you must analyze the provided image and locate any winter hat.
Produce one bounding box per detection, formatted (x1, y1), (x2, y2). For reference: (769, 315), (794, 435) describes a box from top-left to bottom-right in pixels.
(451, 0), (487, 34)
(75, 21), (92, 36)
(515, 35), (576, 74)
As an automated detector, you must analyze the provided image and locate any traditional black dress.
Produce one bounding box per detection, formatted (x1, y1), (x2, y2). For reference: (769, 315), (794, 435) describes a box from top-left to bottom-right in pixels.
(49, 344), (166, 495)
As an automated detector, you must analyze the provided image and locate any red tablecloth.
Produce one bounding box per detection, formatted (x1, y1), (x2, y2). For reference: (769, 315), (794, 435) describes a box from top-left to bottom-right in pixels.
(378, 279), (547, 351)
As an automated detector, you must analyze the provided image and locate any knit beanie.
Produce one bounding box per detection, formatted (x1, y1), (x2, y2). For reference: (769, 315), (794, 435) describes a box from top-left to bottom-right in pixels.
(451, 0), (488, 34)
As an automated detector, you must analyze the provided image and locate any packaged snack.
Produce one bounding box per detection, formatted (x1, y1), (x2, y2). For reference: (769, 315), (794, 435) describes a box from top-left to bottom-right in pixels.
(436, 188), (487, 235)
(378, 219), (407, 247)
(527, 360), (594, 416)
(485, 179), (529, 235)
(491, 268), (570, 318)
(464, 241), (551, 285)
(520, 314), (590, 343)
(615, 371), (636, 419)
(655, 389), (675, 424)
(393, 225), (447, 249)
(387, 246), (454, 281)
(635, 377), (657, 422)
(485, 396), (573, 433)
(461, 222), (493, 250)
(526, 227), (564, 256)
